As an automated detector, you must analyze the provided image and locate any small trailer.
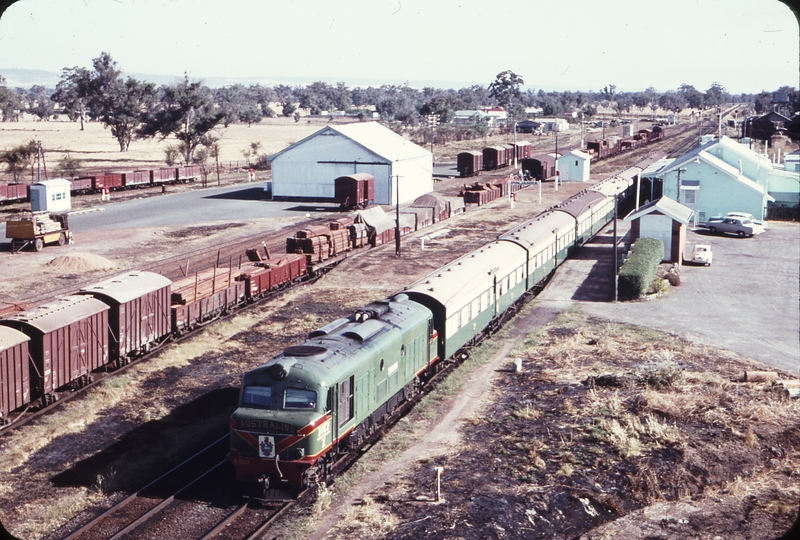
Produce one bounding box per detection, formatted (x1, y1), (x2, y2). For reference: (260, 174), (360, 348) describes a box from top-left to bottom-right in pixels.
(6, 212), (72, 253)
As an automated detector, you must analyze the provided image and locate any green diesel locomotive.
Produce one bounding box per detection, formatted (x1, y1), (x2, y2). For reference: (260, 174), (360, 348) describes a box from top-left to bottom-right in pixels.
(229, 294), (437, 491)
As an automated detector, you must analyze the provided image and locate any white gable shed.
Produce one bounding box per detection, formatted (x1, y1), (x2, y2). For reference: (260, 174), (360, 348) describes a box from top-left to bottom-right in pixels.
(30, 179), (71, 213)
(557, 150), (591, 182)
(268, 122), (433, 205)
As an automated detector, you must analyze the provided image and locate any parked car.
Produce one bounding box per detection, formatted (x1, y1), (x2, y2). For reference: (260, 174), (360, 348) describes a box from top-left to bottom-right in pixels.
(725, 212), (767, 229)
(691, 244), (713, 266)
(701, 217), (764, 237)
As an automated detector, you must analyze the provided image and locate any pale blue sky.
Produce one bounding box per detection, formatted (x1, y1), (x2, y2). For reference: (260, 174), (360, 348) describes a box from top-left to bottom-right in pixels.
(0, 0), (797, 93)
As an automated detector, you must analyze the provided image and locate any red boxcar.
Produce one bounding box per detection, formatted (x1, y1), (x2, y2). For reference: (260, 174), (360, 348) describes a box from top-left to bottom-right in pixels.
(457, 151), (483, 177)
(334, 173), (374, 210)
(0, 296), (110, 402)
(78, 272), (173, 364)
(0, 326), (31, 421)
(512, 141), (532, 161)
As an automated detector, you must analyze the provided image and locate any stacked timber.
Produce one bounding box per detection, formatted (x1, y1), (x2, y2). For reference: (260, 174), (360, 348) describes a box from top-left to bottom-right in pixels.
(171, 267), (238, 304)
(329, 217), (354, 231)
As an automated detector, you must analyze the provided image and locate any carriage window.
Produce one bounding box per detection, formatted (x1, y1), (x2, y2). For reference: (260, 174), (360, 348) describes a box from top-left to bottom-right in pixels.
(242, 386), (272, 408)
(284, 388), (317, 409)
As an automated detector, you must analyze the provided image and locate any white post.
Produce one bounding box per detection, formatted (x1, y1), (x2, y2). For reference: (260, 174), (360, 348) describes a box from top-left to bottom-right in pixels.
(538, 181), (542, 204)
(420, 238), (425, 251)
(435, 467), (444, 502)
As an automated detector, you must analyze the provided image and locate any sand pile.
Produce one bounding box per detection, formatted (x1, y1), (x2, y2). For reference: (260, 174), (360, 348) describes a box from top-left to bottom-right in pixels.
(45, 252), (117, 272)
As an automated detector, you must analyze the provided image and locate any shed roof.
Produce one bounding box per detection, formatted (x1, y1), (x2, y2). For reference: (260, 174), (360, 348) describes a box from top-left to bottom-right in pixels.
(623, 197), (694, 224)
(32, 178), (71, 188)
(1, 296), (108, 335)
(269, 122), (430, 163)
(80, 271), (172, 304)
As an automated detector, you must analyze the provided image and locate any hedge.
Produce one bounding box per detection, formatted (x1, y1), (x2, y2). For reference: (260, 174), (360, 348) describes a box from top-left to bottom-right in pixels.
(618, 237), (664, 299)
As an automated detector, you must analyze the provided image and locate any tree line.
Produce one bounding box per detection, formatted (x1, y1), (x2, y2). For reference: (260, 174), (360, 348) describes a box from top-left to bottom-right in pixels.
(0, 56), (797, 166)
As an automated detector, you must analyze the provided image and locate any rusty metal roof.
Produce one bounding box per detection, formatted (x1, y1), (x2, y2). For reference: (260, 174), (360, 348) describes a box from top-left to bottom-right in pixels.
(80, 271), (172, 304)
(0, 296), (109, 335)
(0, 325), (29, 350)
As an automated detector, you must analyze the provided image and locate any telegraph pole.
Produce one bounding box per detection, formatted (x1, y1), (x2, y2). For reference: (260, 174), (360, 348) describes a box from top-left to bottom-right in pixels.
(426, 114), (438, 158)
(395, 174), (402, 257)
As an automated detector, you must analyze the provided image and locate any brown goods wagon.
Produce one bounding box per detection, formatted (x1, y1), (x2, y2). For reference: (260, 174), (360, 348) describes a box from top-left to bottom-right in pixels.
(403, 207), (433, 229)
(513, 141), (532, 161)
(482, 146), (505, 170)
(122, 170), (151, 187)
(397, 212), (416, 236)
(178, 165), (203, 181)
(0, 183), (28, 203)
(522, 154), (556, 181)
(334, 173), (374, 210)
(499, 145), (515, 167)
(78, 271), (172, 363)
(491, 176), (509, 197)
(171, 273), (246, 334)
(237, 253), (307, 299)
(0, 296), (109, 401)
(152, 168), (179, 183)
(0, 326), (31, 421)
(70, 177), (94, 193)
(372, 227), (395, 247)
(92, 173), (124, 191)
(457, 151), (483, 177)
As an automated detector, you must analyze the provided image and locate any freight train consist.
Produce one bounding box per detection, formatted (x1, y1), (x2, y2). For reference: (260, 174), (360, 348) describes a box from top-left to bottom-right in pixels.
(0, 165), (204, 204)
(456, 125), (665, 180)
(227, 162), (651, 494)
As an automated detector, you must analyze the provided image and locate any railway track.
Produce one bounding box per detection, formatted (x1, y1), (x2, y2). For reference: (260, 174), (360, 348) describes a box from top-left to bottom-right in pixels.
(57, 435), (299, 540)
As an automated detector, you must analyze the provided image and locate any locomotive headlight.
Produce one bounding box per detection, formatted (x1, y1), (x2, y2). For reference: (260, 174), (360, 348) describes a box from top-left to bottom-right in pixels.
(270, 363), (288, 381)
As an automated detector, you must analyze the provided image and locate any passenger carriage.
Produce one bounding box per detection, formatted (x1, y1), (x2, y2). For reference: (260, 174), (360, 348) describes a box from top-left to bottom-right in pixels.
(404, 241), (528, 362)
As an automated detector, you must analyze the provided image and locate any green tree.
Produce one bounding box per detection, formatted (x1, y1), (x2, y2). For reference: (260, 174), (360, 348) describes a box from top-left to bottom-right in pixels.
(679, 84), (704, 109)
(704, 82), (729, 108)
(139, 75), (225, 164)
(0, 86), (22, 121)
(27, 85), (54, 121)
(51, 66), (92, 129)
(58, 153), (82, 178)
(489, 70), (524, 112)
(0, 139), (38, 181)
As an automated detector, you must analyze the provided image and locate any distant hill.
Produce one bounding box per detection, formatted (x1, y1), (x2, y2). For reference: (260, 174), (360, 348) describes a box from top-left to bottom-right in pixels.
(0, 67), (477, 91)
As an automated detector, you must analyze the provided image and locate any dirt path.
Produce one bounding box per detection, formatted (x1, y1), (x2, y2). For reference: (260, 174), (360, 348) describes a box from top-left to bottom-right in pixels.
(304, 302), (563, 540)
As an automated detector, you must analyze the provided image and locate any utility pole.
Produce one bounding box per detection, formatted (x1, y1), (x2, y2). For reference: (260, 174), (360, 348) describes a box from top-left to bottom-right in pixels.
(394, 174), (402, 257)
(426, 114), (438, 159)
(675, 167), (686, 202)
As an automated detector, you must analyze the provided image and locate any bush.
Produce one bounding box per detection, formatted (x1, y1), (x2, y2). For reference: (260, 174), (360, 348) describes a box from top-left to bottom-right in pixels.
(666, 271), (681, 287)
(618, 238), (664, 299)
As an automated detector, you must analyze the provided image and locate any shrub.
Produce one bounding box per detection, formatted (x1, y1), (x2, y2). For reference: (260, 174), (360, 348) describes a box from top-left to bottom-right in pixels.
(666, 272), (681, 286)
(652, 278), (669, 294)
(618, 238), (664, 299)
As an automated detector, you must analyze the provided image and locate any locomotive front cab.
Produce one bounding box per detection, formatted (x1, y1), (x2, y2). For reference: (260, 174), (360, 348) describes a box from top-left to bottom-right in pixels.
(229, 351), (333, 491)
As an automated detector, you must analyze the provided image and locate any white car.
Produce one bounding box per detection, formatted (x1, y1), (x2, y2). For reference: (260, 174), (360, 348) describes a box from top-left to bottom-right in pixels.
(691, 244), (713, 266)
(725, 212), (767, 229)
